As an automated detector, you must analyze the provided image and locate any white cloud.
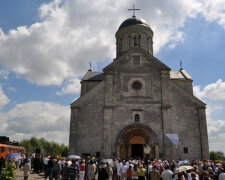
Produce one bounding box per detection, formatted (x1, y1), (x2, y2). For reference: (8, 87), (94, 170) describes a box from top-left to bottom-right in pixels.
(0, 0), (206, 87)
(1, 101), (70, 144)
(0, 68), (9, 79)
(201, 0), (225, 29)
(0, 85), (10, 111)
(0, 83), (70, 145)
(56, 78), (80, 95)
(0, 101), (70, 145)
(194, 80), (225, 152)
(194, 79), (225, 100)
(205, 104), (225, 153)
(1, 0), (225, 148)
(207, 118), (225, 152)
(0, 0), (225, 88)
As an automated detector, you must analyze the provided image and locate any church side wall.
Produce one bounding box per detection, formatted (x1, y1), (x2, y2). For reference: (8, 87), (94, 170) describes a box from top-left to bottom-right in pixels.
(171, 80), (193, 95)
(75, 106), (104, 156)
(198, 108), (210, 159)
(69, 83), (105, 157)
(163, 82), (204, 160)
(81, 81), (102, 96)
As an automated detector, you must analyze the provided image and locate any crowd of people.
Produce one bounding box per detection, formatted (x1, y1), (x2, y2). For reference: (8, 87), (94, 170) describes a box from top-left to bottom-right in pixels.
(1, 153), (225, 180)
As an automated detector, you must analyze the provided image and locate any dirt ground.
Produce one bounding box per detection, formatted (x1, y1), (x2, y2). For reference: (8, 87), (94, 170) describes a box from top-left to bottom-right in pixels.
(15, 169), (46, 180)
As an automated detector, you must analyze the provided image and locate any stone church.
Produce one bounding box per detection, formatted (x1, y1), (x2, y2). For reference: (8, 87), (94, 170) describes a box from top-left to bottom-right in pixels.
(69, 15), (209, 160)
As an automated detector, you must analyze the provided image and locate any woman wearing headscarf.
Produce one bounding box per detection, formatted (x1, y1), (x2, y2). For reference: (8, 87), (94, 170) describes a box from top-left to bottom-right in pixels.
(23, 158), (31, 180)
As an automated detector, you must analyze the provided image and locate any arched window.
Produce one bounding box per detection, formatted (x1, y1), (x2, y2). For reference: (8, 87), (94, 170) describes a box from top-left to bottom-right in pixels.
(135, 114), (140, 122)
(132, 81), (142, 90)
(129, 35), (131, 48)
(120, 38), (122, 54)
(134, 35), (138, 45)
(138, 35), (141, 45)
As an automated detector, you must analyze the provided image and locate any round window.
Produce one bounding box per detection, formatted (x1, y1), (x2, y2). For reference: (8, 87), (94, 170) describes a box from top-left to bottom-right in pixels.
(132, 81), (142, 90)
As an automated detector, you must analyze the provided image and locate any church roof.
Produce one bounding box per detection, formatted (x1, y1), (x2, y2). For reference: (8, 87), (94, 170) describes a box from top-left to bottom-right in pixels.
(170, 69), (192, 80)
(118, 16), (150, 30)
(104, 46), (170, 72)
(82, 70), (104, 81)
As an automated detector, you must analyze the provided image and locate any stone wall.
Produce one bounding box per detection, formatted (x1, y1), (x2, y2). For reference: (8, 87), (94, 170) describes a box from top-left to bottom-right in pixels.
(81, 81), (101, 96)
(69, 45), (209, 160)
(69, 82), (105, 156)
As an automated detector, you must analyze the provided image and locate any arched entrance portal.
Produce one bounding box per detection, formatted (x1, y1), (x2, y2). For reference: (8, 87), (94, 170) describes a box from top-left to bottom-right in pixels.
(117, 124), (158, 159)
(129, 136), (145, 158)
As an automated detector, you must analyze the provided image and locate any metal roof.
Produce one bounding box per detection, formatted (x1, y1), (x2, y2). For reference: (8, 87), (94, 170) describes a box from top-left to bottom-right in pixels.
(82, 71), (104, 81)
(118, 17), (150, 30)
(82, 70), (191, 81)
(170, 70), (192, 80)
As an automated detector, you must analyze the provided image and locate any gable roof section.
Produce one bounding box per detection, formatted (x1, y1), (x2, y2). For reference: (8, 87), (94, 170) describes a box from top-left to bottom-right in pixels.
(170, 80), (206, 107)
(103, 46), (170, 72)
(170, 69), (192, 80)
(70, 81), (105, 108)
(82, 71), (104, 81)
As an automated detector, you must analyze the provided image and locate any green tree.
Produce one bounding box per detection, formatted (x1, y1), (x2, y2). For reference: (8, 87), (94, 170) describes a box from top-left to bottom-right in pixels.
(43, 141), (52, 155)
(61, 145), (69, 157)
(210, 151), (219, 160)
(216, 151), (225, 160)
(50, 142), (61, 156)
(39, 137), (47, 154)
(30, 137), (40, 151)
(20, 139), (33, 153)
(19, 137), (68, 157)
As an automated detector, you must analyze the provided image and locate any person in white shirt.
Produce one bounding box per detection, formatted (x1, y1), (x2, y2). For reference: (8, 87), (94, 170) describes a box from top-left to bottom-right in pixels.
(60, 158), (65, 167)
(43, 156), (49, 165)
(121, 161), (128, 180)
(116, 159), (122, 179)
(215, 165), (219, 174)
(175, 161), (181, 168)
(173, 172), (185, 180)
(147, 162), (153, 177)
(67, 159), (72, 166)
(162, 165), (173, 180)
(219, 168), (225, 180)
(43, 156), (49, 177)
(187, 171), (199, 180)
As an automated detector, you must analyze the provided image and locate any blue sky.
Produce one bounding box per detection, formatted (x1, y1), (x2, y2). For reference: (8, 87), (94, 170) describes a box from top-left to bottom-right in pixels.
(0, 0), (225, 152)
(158, 14), (225, 86)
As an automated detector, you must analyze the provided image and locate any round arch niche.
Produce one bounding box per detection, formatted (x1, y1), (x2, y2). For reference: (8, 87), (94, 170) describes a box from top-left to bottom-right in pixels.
(129, 136), (145, 144)
(116, 124), (158, 159)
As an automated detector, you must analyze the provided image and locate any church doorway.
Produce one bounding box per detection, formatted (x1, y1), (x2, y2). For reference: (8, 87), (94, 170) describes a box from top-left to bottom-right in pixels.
(117, 125), (157, 159)
(129, 136), (145, 158)
(131, 144), (143, 158)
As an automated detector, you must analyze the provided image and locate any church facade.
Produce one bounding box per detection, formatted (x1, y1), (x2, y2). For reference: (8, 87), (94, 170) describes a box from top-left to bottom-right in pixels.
(69, 16), (209, 160)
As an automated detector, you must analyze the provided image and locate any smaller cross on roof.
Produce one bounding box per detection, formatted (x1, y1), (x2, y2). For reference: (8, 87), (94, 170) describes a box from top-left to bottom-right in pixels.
(180, 60), (183, 70)
(89, 61), (92, 71)
(128, 4), (140, 17)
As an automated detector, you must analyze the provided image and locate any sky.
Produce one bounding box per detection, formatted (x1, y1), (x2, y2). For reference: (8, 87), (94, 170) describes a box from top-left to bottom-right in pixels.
(0, 0), (225, 153)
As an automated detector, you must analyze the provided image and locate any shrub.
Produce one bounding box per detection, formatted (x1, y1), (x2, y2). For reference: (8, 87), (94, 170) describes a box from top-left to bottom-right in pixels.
(0, 161), (15, 180)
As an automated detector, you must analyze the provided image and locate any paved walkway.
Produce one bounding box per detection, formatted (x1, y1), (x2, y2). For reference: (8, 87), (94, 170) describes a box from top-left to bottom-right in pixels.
(15, 169), (46, 180)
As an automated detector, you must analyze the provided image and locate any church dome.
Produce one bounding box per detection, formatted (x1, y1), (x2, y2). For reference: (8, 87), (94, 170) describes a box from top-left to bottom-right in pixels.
(116, 16), (154, 57)
(118, 16), (150, 30)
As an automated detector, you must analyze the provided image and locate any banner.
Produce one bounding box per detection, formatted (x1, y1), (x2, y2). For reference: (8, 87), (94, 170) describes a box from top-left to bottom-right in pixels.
(143, 144), (151, 154)
(166, 134), (179, 148)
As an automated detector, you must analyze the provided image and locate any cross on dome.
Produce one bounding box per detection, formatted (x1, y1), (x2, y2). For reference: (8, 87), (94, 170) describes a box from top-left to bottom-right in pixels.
(128, 4), (140, 17)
